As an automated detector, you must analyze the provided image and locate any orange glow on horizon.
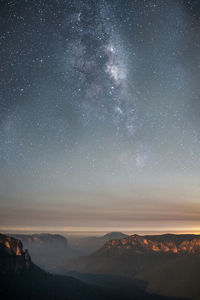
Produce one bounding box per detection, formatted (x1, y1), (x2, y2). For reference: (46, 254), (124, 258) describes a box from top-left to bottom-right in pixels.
(1, 225), (200, 236)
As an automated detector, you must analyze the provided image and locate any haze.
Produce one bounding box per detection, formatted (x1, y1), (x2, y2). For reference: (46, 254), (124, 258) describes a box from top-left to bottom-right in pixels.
(0, 0), (200, 234)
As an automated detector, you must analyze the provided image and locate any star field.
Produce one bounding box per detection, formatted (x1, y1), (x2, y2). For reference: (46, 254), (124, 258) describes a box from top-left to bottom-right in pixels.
(0, 0), (200, 232)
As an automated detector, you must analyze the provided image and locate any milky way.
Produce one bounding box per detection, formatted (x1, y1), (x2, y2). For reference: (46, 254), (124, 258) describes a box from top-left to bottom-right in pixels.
(62, 0), (135, 136)
(0, 0), (200, 233)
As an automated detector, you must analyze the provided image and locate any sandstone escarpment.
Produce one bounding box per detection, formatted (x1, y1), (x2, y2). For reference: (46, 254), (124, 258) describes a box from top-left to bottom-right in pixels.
(0, 233), (31, 274)
(103, 234), (200, 254)
(0, 234), (24, 256)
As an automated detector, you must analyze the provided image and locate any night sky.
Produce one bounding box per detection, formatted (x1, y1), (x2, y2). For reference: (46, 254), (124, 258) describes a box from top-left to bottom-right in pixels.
(1, 0), (200, 233)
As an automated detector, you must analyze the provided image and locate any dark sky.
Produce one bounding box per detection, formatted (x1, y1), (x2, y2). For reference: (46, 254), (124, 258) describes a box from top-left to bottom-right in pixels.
(0, 0), (200, 233)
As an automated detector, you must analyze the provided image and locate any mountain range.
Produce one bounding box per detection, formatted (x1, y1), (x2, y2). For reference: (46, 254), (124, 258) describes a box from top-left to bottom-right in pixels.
(64, 233), (200, 299)
(0, 233), (177, 300)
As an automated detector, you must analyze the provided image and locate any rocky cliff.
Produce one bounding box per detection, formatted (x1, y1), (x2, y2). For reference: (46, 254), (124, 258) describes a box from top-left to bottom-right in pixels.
(0, 233), (158, 300)
(0, 234), (31, 274)
(65, 233), (200, 299)
(13, 233), (68, 247)
(102, 234), (200, 254)
(10, 233), (80, 273)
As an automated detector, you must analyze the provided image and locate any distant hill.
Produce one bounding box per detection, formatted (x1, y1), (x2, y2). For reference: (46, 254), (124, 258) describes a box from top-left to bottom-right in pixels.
(98, 232), (128, 240)
(11, 233), (82, 273)
(65, 233), (200, 299)
(68, 231), (128, 254)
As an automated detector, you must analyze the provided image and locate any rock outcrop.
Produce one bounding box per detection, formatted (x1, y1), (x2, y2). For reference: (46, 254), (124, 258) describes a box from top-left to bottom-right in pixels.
(102, 234), (200, 254)
(0, 233), (31, 274)
(0, 234), (24, 256)
(10, 233), (80, 273)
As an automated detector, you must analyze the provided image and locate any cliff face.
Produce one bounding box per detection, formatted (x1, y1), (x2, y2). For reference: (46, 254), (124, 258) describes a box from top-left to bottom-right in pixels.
(102, 234), (200, 254)
(0, 233), (137, 300)
(0, 234), (24, 256)
(0, 233), (31, 274)
(62, 233), (200, 299)
(13, 233), (68, 248)
(11, 233), (80, 273)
